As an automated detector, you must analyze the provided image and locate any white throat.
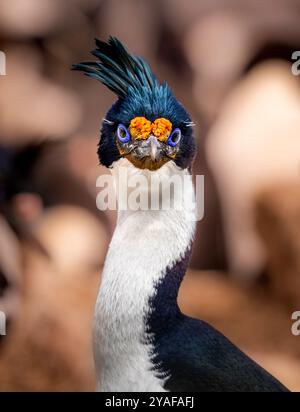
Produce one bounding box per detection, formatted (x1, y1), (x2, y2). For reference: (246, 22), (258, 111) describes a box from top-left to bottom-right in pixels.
(93, 158), (195, 391)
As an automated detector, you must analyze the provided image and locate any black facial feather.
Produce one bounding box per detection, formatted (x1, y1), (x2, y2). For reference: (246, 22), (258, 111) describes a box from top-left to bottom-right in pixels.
(72, 37), (196, 169)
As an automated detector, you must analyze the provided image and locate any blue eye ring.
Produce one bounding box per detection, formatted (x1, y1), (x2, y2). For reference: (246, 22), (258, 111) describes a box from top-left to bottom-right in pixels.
(167, 128), (181, 147)
(117, 124), (130, 143)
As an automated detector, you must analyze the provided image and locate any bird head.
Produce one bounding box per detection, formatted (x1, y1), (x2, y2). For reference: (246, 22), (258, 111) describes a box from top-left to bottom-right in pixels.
(73, 37), (196, 171)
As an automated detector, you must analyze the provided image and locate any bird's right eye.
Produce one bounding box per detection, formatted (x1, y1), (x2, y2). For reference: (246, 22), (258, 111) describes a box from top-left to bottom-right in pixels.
(117, 124), (130, 143)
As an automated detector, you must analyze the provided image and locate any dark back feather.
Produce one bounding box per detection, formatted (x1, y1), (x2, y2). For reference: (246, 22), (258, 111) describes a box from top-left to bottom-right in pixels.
(72, 37), (158, 99)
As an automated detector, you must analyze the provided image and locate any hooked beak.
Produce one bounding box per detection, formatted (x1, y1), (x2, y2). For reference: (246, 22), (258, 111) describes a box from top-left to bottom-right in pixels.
(132, 134), (164, 163)
(149, 135), (160, 161)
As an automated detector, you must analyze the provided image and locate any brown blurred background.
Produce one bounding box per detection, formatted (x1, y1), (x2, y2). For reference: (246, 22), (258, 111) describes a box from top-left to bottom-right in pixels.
(0, 0), (300, 391)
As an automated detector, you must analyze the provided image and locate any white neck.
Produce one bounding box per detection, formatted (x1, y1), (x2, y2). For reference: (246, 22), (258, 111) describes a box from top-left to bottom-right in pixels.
(93, 158), (196, 391)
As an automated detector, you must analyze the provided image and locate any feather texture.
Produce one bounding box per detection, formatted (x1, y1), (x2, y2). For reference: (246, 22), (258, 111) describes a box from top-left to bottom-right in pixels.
(72, 36), (158, 99)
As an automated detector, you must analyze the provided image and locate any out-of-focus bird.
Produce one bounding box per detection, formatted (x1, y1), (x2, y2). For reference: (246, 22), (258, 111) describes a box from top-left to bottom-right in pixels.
(73, 37), (289, 392)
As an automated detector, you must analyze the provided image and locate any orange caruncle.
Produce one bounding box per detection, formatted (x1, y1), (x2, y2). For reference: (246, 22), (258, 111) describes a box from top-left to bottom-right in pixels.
(152, 118), (172, 142)
(129, 117), (152, 140)
(129, 116), (173, 142)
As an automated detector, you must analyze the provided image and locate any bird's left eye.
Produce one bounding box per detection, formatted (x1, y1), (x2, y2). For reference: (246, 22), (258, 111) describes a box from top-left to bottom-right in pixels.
(167, 128), (181, 147)
(117, 124), (130, 143)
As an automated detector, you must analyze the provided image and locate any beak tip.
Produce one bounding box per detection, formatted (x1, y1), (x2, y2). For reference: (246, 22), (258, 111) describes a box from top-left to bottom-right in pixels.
(150, 135), (159, 161)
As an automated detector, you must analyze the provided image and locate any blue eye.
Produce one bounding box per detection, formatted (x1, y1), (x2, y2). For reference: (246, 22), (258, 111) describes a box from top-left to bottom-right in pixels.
(167, 128), (181, 147)
(117, 124), (130, 143)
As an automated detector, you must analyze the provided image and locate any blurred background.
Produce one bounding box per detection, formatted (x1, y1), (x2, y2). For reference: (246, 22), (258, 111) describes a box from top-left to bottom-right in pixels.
(0, 0), (300, 391)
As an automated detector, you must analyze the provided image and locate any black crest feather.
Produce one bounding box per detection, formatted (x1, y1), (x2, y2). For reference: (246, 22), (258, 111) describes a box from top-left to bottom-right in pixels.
(72, 36), (158, 99)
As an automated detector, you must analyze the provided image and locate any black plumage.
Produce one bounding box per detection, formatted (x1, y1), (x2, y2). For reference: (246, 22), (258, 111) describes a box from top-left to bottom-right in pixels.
(72, 36), (157, 99)
(147, 247), (289, 392)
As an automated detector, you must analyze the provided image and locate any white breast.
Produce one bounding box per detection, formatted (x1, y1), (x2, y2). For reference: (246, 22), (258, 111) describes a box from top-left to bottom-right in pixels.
(93, 159), (195, 391)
